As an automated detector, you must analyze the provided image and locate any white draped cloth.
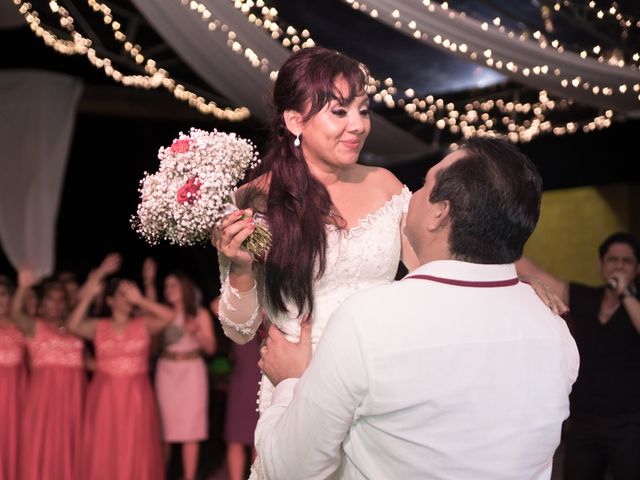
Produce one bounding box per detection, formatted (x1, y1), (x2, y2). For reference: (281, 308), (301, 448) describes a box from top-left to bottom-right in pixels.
(0, 70), (83, 276)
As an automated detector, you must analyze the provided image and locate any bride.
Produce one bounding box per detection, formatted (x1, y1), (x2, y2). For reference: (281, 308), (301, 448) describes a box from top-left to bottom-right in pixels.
(212, 46), (416, 479)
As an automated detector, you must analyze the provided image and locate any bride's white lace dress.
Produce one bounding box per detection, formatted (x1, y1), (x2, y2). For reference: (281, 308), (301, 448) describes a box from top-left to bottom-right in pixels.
(218, 187), (411, 480)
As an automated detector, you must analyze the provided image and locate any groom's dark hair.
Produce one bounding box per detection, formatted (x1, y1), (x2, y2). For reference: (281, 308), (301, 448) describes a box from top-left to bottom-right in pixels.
(430, 136), (542, 264)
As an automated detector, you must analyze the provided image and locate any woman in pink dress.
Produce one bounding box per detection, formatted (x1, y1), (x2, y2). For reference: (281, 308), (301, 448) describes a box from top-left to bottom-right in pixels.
(68, 253), (174, 480)
(143, 260), (216, 480)
(10, 270), (85, 480)
(0, 276), (25, 480)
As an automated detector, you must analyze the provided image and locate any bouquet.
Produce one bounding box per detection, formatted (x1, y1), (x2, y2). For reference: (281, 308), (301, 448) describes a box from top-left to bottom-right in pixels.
(132, 128), (271, 258)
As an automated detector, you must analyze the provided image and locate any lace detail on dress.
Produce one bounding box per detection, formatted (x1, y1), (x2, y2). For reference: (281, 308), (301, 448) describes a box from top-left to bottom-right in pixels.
(95, 319), (150, 375)
(28, 321), (84, 368)
(248, 456), (264, 480)
(218, 252), (262, 338)
(218, 305), (261, 335)
(218, 255), (238, 300)
(0, 324), (25, 366)
(326, 185), (411, 239)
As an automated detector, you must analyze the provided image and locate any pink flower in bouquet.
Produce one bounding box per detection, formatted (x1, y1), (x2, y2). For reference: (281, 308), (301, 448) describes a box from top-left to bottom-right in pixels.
(177, 176), (202, 205)
(170, 139), (191, 153)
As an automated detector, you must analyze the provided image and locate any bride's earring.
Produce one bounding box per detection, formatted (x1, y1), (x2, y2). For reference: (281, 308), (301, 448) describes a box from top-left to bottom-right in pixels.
(294, 133), (301, 148)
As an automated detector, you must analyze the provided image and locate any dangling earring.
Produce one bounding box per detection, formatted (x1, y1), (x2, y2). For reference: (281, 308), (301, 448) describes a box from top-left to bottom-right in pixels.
(294, 133), (301, 148)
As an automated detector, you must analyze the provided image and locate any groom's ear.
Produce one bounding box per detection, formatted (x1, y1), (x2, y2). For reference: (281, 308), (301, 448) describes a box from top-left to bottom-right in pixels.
(428, 200), (451, 232)
(283, 110), (304, 137)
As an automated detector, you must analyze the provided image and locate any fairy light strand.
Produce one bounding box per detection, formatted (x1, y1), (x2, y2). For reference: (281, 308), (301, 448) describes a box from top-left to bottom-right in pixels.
(211, 0), (617, 142)
(12, 0), (250, 120)
(344, 0), (640, 95)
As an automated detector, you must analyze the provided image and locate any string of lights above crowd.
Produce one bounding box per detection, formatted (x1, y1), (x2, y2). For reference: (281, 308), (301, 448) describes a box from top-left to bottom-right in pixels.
(11, 0), (250, 120)
(555, 0), (640, 48)
(11, 0), (639, 145)
(201, 0), (620, 143)
(345, 1), (639, 99)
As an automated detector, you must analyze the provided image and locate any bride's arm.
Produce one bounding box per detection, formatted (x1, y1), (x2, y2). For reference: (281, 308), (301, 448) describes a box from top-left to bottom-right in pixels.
(211, 187), (265, 344)
(216, 253), (262, 344)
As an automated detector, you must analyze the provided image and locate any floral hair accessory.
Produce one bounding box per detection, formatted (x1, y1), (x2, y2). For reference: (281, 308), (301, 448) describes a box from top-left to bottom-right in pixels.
(132, 128), (271, 258)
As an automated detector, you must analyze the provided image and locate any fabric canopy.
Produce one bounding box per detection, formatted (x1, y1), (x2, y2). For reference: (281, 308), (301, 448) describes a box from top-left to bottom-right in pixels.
(359, 0), (640, 115)
(0, 70), (83, 276)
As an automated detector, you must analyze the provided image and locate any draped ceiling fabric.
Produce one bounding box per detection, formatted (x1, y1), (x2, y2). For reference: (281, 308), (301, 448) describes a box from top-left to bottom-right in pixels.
(360, 0), (640, 116)
(0, 71), (83, 277)
(130, 0), (436, 163)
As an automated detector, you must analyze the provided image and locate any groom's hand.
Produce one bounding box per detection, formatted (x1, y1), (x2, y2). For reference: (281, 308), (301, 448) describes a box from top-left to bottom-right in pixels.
(258, 321), (312, 386)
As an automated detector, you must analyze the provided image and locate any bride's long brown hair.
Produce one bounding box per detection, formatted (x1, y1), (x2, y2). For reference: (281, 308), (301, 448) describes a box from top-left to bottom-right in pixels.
(246, 47), (369, 317)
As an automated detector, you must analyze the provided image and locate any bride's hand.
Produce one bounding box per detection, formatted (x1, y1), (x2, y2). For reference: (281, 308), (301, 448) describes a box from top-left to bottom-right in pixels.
(211, 208), (256, 268)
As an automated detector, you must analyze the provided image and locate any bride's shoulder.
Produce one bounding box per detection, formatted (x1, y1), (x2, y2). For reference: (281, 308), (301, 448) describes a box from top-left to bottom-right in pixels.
(354, 165), (405, 197)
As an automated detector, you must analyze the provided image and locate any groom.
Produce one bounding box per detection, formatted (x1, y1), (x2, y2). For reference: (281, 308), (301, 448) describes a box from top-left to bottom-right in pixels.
(256, 136), (579, 479)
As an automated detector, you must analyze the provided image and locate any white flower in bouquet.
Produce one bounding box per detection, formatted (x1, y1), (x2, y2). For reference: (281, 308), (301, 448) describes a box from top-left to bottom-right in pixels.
(132, 127), (271, 258)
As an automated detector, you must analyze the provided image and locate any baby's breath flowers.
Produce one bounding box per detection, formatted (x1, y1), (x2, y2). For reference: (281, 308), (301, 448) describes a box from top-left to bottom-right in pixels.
(132, 128), (271, 258)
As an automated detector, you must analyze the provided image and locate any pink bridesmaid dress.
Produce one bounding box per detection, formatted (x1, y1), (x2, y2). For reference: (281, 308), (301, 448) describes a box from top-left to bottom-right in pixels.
(83, 318), (164, 480)
(21, 320), (85, 480)
(0, 323), (26, 480)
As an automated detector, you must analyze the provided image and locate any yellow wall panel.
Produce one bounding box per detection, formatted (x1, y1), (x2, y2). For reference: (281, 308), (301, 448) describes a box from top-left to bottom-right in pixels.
(524, 183), (639, 286)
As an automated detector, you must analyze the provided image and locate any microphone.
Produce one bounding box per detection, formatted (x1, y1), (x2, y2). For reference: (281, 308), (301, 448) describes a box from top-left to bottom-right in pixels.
(606, 278), (618, 290)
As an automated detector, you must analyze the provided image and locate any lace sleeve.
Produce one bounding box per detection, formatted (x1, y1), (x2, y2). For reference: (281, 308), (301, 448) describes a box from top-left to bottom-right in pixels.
(218, 253), (262, 345)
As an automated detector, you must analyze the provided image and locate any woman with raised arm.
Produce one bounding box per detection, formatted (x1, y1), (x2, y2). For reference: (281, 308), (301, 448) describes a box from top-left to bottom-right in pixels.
(67, 253), (174, 480)
(10, 269), (85, 480)
(142, 258), (216, 480)
(0, 276), (25, 480)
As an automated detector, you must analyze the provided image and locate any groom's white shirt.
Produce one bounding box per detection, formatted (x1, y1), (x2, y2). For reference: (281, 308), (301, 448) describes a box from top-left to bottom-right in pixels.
(256, 260), (579, 480)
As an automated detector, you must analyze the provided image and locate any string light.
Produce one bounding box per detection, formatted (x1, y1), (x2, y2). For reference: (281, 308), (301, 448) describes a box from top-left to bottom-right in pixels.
(340, 0), (639, 120)
(576, 1), (639, 33)
(217, 0), (619, 142)
(230, 1), (315, 51)
(18, 0), (620, 139)
(538, 2), (638, 68)
(12, 0), (250, 120)
(179, 0), (281, 78)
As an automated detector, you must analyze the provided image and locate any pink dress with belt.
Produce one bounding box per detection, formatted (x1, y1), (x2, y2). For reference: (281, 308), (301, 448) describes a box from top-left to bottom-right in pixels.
(21, 320), (85, 480)
(0, 323), (26, 480)
(155, 311), (209, 442)
(83, 318), (164, 480)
